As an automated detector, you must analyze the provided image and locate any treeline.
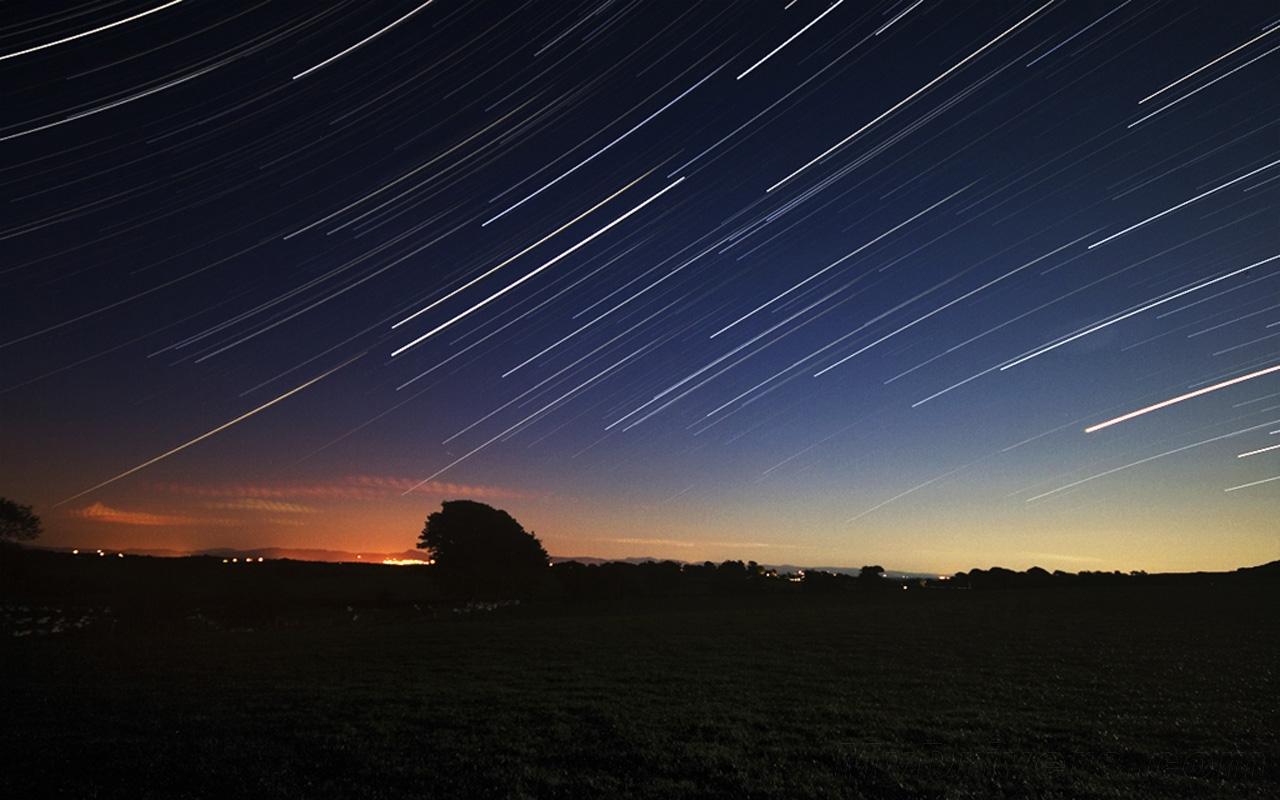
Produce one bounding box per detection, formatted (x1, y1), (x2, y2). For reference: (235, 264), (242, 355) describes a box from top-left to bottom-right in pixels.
(549, 559), (1279, 599)
(949, 562), (1279, 589)
(3, 548), (1276, 620)
(548, 559), (893, 600)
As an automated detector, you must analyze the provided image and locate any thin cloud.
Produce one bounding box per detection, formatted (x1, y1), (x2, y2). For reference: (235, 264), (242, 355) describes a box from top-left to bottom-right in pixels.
(153, 475), (544, 502)
(201, 498), (317, 513)
(68, 502), (232, 527)
(1020, 552), (1103, 564)
(608, 537), (782, 549)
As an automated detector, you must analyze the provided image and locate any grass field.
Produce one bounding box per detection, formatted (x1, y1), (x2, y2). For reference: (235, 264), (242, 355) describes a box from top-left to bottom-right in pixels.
(3, 576), (1276, 799)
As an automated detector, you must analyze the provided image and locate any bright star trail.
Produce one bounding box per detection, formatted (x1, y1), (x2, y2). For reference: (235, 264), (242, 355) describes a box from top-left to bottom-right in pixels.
(0, 0), (186, 63)
(1085, 363), (1280, 433)
(2, 1), (1276, 573)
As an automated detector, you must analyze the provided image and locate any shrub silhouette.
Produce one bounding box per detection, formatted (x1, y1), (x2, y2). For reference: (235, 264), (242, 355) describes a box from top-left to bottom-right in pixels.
(417, 500), (548, 599)
(0, 497), (41, 544)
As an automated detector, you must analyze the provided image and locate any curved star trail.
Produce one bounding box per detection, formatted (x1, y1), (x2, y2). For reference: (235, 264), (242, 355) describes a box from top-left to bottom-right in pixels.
(2, 1), (1277, 572)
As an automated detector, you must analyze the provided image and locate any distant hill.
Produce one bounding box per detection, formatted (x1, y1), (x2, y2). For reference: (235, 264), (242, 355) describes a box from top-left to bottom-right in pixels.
(550, 555), (671, 566)
(766, 564), (944, 580)
(552, 556), (940, 579)
(53, 546), (431, 564)
(1236, 560), (1280, 577)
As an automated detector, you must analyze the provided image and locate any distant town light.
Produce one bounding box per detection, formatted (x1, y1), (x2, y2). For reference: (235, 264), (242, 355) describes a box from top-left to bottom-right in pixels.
(257, 557), (264, 562)
(72, 549), (79, 555)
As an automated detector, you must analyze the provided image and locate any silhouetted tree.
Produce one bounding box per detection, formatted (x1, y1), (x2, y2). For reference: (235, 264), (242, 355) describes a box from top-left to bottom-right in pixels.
(645, 560), (683, 593)
(689, 561), (716, 579)
(1025, 566), (1052, 585)
(417, 500), (548, 598)
(858, 564), (885, 580)
(802, 569), (849, 593)
(0, 498), (41, 544)
(717, 560), (746, 578)
(987, 567), (1018, 586)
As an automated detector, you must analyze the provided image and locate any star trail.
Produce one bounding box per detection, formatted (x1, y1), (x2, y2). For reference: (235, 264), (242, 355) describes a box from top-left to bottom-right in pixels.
(2, 1), (1277, 572)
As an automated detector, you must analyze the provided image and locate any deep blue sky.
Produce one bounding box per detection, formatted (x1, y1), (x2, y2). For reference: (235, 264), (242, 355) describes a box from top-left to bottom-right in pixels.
(2, 0), (1277, 571)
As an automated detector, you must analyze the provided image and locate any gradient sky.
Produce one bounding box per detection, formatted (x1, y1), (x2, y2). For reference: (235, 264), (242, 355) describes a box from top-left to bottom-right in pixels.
(3, 1), (1277, 573)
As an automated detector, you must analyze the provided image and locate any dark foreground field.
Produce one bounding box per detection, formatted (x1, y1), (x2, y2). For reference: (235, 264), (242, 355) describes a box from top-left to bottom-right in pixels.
(2, 567), (1277, 799)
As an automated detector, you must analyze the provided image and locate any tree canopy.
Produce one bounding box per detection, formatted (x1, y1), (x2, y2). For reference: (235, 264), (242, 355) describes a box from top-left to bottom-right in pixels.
(0, 498), (42, 544)
(417, 500), (548, 598)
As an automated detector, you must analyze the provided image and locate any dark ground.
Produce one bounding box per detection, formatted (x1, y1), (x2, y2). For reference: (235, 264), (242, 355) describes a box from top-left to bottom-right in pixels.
(1, 554), (1277, 798)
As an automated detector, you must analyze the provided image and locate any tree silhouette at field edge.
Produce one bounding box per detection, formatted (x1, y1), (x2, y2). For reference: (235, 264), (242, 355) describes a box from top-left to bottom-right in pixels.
(417, 500), (548, 598)
(0, 497), (42, 545)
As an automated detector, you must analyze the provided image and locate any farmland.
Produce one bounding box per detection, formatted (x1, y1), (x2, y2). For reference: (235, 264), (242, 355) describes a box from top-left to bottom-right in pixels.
(2, 553), (1275, 798)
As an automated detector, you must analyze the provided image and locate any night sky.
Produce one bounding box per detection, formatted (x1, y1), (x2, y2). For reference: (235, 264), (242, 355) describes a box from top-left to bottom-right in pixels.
(3, 1), (1277, 572)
